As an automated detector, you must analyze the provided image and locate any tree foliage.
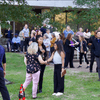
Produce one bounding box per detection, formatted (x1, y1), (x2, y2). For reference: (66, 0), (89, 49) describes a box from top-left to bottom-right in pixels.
(72, 0), (100, 31)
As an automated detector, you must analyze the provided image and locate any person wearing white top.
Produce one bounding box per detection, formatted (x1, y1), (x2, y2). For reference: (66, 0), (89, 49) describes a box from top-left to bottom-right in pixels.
(22, 24), (30, 52)
(43, 34), (51, 59)
(83, 28), (91, 49)
(45, 29), (52, 41)
(47, 41), (65, 96)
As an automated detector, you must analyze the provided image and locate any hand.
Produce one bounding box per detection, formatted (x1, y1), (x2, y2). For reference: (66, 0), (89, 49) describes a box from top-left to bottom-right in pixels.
(75, 42), (79, 45)
(44, 61), (47, 64)
(84, 51), (86, 54)
(3, 71), (6, 77)
(62, 68), (65, 73)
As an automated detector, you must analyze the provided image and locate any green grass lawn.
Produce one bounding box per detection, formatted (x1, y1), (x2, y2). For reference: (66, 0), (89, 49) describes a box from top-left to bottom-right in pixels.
(1, 53), (100, 100)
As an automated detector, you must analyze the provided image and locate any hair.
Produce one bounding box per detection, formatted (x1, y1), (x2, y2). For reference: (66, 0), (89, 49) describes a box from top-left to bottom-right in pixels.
(61, 33), (66, 44)
(52, 33), (55, 38)
(44, 34), (49, 39)
(79, 36), (86, 42)
(59, 34), (62, 39)
(66, 33), (72, 41)
(31, 30), (36, 36)
(46, 29), (50, 31)
(54, 41), (65, 56)
(27, 42), (38, 55)
(84, 28), (90, 32)
(66, 25), (71, 30)
(96, 31), (100, 34)
(36, 35), (42, 43)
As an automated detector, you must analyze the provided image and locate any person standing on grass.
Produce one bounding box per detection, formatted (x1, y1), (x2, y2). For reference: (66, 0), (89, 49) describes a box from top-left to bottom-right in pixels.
(92, 31), (100, 81)
(45, 29), (52, 41)
(50, 33), (56, 54)
(64, 33), (78, 68)
(0, 45), (10, 100)
(47, 41), (65, 96)
(77, 36), (90, 69)
(43, 34), (51, 60)
(36, 35), (47, 93)
(23, 42), (47, 99)
(22, 24), (30, 53)
(88, 31), (97, 72)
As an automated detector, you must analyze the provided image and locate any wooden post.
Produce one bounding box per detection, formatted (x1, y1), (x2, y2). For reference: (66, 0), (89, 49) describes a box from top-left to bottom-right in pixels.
(66, 12), (67, 25)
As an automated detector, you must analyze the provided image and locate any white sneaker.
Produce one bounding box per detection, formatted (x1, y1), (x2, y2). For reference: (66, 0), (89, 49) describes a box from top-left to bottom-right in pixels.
(56, 92), (63, 96)
(11, 49), (14, 52)
(52, 93), (57, 96)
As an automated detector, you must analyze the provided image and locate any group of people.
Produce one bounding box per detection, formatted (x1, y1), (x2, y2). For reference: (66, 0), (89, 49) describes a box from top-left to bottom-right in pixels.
(1, 23), (100, 100)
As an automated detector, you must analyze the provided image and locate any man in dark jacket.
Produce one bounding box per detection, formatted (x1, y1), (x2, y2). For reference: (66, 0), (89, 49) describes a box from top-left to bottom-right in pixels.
(0, 45), (10, 100)
(88, 32), (97, 72)
(40, 24), (46, 36)
(92, 31), (100, 81)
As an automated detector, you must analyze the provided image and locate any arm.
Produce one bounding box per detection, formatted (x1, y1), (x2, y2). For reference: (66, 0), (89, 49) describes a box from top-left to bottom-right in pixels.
(50, 38), (56, 44)
(61, 52), (65, 68)
(2, 53), (6, 77)
(38, 55), (47, 64)
(47, 53), (54, 62)
(24, 57), (27, 66)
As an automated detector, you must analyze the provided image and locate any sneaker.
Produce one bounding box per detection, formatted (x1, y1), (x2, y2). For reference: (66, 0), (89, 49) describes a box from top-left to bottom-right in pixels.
(56, 92), (63, 96)
(52, 93), (56, 96)
(90, 70), (92, 73)
(15, 49), (18, 52)
(77, 66), (82, 68)
(39, 90), (42, 93)
(11, 49), (14, 52)
(86, 66), (90, 69)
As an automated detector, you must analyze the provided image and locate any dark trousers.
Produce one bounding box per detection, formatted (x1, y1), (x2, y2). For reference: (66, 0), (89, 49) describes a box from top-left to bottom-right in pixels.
(96, 57), (100, 78)
(54, 64), (64, 93)
(0, 70), (10, 100)
(90, 52), (95, 71)
(80, 53), (89, 64)
(50, 47), (54, 55)
(7, 38), (12, 52)
(65, 49), (74, 68)
(24, 38), (29, 52)
(39, 65), (46, 90)
(12, 43), (20, 50)
(20, 41), (24, 52)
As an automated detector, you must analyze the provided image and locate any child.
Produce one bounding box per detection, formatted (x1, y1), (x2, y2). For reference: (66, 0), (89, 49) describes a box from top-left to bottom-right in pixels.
(43, 34), (51, 59)
(77, 36), (90, 68)
(20, 42), (47, 99)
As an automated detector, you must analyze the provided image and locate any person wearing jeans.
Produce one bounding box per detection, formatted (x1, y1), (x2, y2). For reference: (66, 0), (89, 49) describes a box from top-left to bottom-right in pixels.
(22, 24), (30, 52)
(77, 36), (90, 68)
(0, 45), (10, 100)
(92, 31), (100, 81)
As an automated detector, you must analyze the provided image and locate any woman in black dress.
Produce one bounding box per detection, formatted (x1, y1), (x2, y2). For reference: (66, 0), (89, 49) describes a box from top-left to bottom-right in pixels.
(36, 35), (47, 93)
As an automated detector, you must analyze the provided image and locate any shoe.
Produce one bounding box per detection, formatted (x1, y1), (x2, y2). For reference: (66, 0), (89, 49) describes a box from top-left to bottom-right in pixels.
(33, 97), (37, 99)
(39, 90), (42, 93)
(15, 49), (18, 52)
(86, 66), (90, 69)
(98, 79), (100, 81)
(96, 67), (98, 72)
(90, 70), (92, 73)
(52, 93), (56, 96)
(70, 66), (75, 68)
(11, 49), (14, 52)
(77, 66), (82, 68)
(56, 92), (63, 96)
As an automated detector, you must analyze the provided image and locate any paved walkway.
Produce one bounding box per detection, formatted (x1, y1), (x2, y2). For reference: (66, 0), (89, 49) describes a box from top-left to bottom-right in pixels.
(49, 62), (97, 73)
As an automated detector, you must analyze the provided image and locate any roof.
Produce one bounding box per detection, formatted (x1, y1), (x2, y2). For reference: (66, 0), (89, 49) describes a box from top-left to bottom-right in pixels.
(26, 0), (86, 8)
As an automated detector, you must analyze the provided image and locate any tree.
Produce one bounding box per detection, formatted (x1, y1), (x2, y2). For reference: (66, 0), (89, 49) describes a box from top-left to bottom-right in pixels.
(72, 0), (100, 31)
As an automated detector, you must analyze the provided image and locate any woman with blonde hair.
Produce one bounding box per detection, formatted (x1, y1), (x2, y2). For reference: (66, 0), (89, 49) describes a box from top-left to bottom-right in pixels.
(21, 42), (47, 99)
